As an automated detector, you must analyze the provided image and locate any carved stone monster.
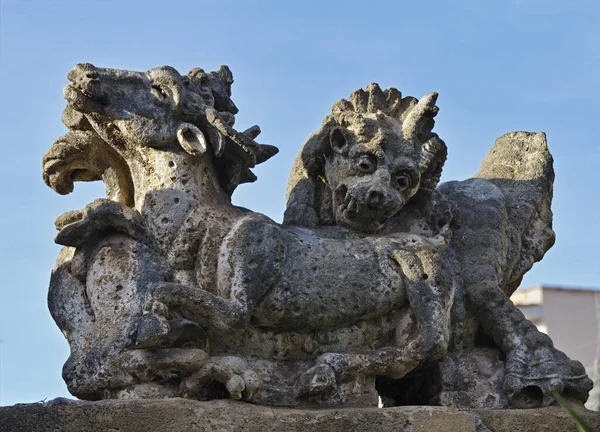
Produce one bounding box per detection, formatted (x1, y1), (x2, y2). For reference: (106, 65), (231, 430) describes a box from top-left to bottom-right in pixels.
(284, 85), (446, 232)
(285, 85), (592, 407)
(44, 63), (454, 406)
(43, 62), (592, 408)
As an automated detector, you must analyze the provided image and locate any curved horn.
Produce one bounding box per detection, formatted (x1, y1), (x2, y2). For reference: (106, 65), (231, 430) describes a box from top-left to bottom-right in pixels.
(401, 92), (439, 141)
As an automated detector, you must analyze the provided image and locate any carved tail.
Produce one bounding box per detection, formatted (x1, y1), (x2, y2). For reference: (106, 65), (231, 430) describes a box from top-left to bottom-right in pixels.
(474, 131), (555, 296)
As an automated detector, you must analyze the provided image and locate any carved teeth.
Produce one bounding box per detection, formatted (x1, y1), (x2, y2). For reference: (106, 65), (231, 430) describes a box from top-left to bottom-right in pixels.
(347, 198), (356, 213)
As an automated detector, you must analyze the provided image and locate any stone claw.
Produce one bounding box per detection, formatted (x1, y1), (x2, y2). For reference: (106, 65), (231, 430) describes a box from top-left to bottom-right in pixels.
(54, 199), (151, 248)
(503, 346), (593, 408)
(316, 353), (350, 372)
(296, 364), (337, 397)
(180, 356), (261, 401)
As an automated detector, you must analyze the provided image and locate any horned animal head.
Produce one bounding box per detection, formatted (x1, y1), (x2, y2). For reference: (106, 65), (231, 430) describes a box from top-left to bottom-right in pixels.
(46, 63), (278, 198)
(285, 83), (447, 232)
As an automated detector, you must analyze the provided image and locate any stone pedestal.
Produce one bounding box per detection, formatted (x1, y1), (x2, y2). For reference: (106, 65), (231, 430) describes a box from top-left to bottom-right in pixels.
(2, 398), (599, 432)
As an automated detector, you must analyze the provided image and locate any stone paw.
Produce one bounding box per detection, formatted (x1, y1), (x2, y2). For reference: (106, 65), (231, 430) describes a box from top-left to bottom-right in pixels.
(296, 364), (337, 397)
(54, 198), (151, 247)
(180, 356), (261, 401)
(503, 345), (593, 407)
(315, 353), (352, 377)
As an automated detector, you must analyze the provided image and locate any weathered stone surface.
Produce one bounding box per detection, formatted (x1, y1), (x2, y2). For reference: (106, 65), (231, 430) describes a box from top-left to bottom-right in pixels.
(2, 398), (600, 432)
(40, 62), (592, 409)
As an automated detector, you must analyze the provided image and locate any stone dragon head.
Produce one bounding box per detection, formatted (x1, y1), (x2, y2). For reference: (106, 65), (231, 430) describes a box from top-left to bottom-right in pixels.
(284, 84), (447, 232)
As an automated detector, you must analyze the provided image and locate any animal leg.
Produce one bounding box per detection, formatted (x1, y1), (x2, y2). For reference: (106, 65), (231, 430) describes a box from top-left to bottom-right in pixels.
(136, 281), (249, 347)
(295, 345), (422, 405)
(314, 345), (422, 381)
(466, 276), (592, 406)
(391, 248), (454, 363)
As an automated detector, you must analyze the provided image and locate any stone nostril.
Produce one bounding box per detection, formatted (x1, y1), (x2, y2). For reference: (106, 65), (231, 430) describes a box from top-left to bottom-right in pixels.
(67, 69), (79, 83)
(367, 190), (384, 208)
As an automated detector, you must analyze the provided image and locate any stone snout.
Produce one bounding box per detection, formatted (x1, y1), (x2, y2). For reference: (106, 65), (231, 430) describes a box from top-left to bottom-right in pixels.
(330, 167), (407, 233)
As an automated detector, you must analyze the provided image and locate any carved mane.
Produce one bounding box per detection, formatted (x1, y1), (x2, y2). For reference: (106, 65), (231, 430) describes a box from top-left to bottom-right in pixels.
(178, 66), (278, 195)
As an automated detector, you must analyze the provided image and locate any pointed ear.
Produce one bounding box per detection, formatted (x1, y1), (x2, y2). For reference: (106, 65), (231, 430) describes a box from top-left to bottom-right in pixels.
(176, 123), (207, 156)
(329, 127), (348, 155)
(418, 137), (447, 189)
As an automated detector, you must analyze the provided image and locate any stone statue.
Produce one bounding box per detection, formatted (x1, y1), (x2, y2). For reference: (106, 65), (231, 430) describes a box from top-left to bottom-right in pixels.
(42, 63), (593, 408)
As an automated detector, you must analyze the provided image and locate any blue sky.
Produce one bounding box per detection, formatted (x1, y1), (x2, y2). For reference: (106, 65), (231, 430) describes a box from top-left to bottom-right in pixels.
(0, 0), (598, 406)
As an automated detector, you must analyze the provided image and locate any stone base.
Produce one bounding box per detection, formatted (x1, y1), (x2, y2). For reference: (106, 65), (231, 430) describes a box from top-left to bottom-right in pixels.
(2, 398), (600, 432)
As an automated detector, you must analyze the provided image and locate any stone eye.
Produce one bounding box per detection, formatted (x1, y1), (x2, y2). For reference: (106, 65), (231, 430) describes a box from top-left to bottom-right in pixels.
(396, 174), (411, 190)
(357, 156), (376, 173)
(151, 84), (169, 100)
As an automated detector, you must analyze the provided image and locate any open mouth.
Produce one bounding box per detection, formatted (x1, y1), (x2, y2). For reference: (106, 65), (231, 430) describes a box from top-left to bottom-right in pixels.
(64, 83), (109, 110)
(335, 185), (387, 232)
(339, 212), (384, 233)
